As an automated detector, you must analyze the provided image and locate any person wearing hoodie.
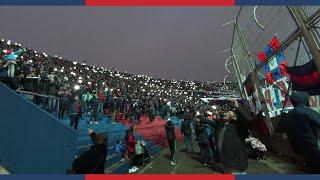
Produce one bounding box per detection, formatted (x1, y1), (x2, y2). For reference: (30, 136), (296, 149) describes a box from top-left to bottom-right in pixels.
(286, 91), (320, 172)
(165, 120), (176, 165)
(71, 128), (107, 174)
(2, 48), (23, 77)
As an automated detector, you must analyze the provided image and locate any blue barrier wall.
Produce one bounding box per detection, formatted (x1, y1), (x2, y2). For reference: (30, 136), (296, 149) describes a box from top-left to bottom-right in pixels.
(0, 83), (77, 173)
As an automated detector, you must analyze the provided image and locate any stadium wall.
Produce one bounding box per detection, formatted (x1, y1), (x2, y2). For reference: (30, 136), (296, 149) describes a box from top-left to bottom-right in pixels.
(0, 83), (77, 173)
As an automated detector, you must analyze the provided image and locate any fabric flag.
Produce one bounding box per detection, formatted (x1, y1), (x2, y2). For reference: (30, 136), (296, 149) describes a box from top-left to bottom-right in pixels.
(269, 36), (281, 52)
(264, 46), (273, 57)
(276, 52), (285, 64)
(269, 57), (279, 71)
(243, 73), (254, 96)
(287, 60), (320, 95)
(258, 51), (267, 63)
(279, 61), (288, 76)
(271, 67), (282, 80)
(266, 72), (275, 84)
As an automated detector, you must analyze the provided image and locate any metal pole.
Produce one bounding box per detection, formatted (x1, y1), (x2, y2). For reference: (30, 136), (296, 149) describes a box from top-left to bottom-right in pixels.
(235, 20), (273, 133)
(289, 6), (320, 72)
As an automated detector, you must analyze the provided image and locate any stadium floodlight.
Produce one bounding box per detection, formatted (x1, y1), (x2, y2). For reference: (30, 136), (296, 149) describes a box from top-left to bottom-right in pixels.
(74, 85), (80, 90)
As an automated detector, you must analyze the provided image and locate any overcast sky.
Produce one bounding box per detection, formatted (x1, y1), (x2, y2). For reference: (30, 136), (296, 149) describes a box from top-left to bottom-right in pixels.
(0, 7), (238, 81)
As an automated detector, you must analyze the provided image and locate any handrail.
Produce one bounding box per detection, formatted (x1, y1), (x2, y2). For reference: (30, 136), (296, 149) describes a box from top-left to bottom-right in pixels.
(16, 89), (59, 99)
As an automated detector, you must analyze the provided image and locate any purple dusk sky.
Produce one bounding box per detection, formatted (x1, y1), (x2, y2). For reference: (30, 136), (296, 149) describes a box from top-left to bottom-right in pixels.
(0, 7), (238, 81)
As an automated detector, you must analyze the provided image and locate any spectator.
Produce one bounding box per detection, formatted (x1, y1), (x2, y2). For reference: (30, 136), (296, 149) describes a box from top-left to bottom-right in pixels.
(215, 100), (251, 173)
(181, 115), (195, 156)
(195, 116), (212, 166)
(71, 128), (107, 174)
(286, 91), (320, 172)
(68, 95), (81, 130)
(2, 48), (23, 77)
(165, 120), (176, 166)
(125, 127), (138, 173)
(115, 140), (126, 162)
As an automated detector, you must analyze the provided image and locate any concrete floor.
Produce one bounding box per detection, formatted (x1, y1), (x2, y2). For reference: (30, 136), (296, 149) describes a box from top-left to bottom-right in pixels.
(138, 141), (307, 174)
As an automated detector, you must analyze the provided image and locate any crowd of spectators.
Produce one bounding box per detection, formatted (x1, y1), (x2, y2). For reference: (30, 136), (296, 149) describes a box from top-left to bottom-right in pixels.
(0, 38), (238, 127)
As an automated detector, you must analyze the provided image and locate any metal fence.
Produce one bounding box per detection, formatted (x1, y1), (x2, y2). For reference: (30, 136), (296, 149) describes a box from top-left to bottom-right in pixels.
(230, 6), (320, 133)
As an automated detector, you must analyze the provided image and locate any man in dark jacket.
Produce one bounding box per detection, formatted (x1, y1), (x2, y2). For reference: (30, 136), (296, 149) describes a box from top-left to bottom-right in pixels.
(181, 115), (195, 156)
(286, 91), (320, 172)
(195, 116), (212, 166)
(165, 120), (176, 165)
(71, 128), (108, 174)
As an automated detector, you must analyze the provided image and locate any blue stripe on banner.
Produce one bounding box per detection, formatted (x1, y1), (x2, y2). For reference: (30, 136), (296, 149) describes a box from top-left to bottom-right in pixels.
(236, 0), (320, 5)
(0, 175), (84, 180)
(0, 0), (84, 5)
(236, 175), (320, 180)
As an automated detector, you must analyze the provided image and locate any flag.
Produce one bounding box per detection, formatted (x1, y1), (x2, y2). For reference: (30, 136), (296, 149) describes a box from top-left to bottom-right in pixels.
(243, 73), (254, 96)
(258, 51), (267, 63)
(269, 36), (281, 51)
(287, 60), (320, 95)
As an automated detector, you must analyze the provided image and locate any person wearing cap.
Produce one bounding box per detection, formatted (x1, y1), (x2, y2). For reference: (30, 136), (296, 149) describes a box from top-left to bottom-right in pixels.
(70, 128), (108, 174)
(2, 48), (23, 78)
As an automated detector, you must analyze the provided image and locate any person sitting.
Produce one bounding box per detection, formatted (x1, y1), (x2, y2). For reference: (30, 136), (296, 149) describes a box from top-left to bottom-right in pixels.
(115, 140), (126, 162)
(70, 129), (108, 174)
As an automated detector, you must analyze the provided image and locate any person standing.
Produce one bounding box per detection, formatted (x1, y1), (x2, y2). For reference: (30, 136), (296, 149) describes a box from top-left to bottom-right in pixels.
(195, 116), (212, 166)
(165, 120), (176, 165)
(125, 127), (138, 173)
(3, 48), (23, 78)
(181, 115), (195, 156)
(69, 95), (81, 130)
(286, 92), (320, 172)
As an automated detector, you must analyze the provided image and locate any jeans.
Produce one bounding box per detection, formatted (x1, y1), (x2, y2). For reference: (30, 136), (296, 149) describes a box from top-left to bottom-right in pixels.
(48, 98), (56, 112)
(98, 102), (104, 113)
(184, 135), (195, 154)
(198, 139), (212, 164)
(7, 63), (15, 77)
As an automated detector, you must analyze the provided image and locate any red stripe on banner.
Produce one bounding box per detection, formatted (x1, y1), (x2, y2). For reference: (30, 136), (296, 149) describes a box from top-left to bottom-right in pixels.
(85, 0), (235, 6)
(86, 175), (235, 180)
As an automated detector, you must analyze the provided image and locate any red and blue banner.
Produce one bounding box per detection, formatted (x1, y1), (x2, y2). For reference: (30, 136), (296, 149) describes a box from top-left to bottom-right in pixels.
(0, 0), (319, 6)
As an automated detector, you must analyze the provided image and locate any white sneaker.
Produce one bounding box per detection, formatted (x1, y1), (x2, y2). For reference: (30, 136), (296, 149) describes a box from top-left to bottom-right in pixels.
(170, 161), (176, 166)
(120, 158), (125, 162)
(128, 168), (134, 173)
(89, 121), (93, 124)
(94, 122), (99, 124)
